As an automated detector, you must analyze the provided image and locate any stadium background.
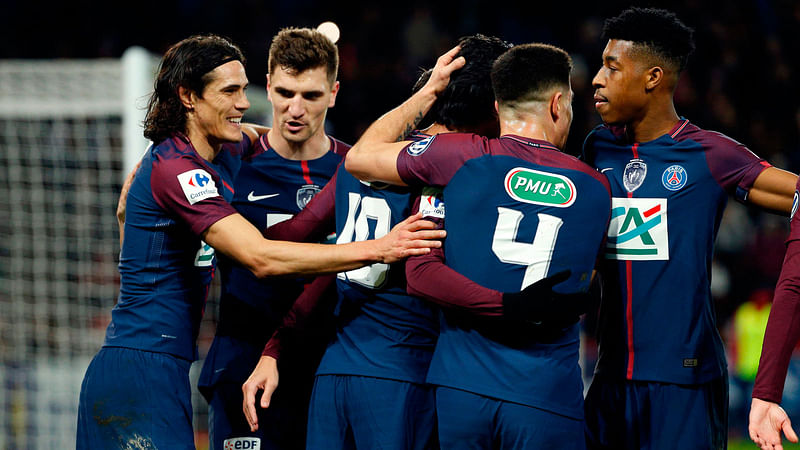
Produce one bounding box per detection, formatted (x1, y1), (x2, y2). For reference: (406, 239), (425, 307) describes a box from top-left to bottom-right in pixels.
(1, 0), (799, 448)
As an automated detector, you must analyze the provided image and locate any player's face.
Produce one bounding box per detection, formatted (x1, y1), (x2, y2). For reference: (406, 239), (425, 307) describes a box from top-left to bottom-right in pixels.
(192, 60), (250, 144)
(268, 66), (339, 145)
(592, 40), (648, 125)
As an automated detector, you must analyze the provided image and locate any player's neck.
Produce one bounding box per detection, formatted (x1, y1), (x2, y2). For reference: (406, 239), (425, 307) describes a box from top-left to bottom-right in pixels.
(421, 123), (452, 135)
(499, 118), (553, 146)
(625, 102), (681, 143)
(268, 129), (330, 161)
(185, 127), (220, 162)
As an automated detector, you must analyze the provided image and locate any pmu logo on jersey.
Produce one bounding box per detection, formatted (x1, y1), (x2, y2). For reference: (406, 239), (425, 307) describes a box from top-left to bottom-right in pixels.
(406, 136), (434, 156)
(661, 165), (688, 191)
(504, 167), (576, 207)
(223, 437), (261, 450)
(420, 187), (445, 218)
(177, 169), (219, 205)
(296, 184), (320, 209)
(605, 197), (669, 261)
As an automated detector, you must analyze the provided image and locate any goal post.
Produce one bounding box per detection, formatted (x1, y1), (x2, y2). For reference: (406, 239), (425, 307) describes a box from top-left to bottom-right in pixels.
(0, 49), (270, 448)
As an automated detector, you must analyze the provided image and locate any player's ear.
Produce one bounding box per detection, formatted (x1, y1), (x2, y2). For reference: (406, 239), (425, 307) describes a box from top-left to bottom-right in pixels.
(494, 100), (499, 114)
(178, 86), (195, 111)
(550, 90), (563, 122)
(328, 80), (340, 108)
(266, 74), (273, 102)
(645, 66), (664, 91)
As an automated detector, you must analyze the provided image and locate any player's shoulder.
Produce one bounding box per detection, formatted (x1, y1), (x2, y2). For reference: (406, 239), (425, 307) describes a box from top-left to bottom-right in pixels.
(150, 134), (214, 178)
(673, 121), (744, 150)
(406, 131), (486, 157)
(328, 135), (351, 156)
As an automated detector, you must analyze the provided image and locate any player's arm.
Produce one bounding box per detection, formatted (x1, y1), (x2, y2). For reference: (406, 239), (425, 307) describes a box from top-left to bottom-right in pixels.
(241, 123), (270, 143)
(243, 274), (336, 431)
(748, 167), (798, 215)
(116, 162), (140, 247)
(204, 212), (444, 277)
(345, 46), (465, 185)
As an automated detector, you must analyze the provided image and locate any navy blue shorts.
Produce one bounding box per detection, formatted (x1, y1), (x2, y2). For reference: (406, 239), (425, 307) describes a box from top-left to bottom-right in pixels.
(435, 386), (586, 449)
(76, 346), (194, 449)
(584, 374), (728, 450)
(306, 375), (436, 450)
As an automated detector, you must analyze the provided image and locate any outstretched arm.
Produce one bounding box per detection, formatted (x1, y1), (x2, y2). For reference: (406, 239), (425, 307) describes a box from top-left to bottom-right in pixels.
(748, 167), (798, 215)
(204, 211), (445, 278)
(345, 46), (465, 185)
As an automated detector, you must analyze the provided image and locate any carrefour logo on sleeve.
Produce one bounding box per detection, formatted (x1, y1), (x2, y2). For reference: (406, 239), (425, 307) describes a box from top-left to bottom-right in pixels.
(503, 167), (576, 207)
(419, 186), (445, 218)
(177, 169), (219, 205)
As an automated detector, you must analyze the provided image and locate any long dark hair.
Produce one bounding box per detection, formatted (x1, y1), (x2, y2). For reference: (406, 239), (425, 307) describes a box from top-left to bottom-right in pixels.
(143, 34), (245, 143)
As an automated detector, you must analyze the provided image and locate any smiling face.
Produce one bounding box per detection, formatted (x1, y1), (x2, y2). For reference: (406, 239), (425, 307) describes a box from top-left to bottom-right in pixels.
(268, 65), (339, 146)
(592, 39), (649, 125)
(189, 60), (251, 147)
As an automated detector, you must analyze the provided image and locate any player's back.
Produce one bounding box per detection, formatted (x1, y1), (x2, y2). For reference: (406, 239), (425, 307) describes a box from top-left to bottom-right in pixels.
(409, 133), (611, 419)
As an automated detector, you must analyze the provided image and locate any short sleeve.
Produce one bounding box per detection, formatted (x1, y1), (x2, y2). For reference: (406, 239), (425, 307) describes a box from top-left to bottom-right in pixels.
(396, 133), (485, 187)
(150, 155), (237, 236)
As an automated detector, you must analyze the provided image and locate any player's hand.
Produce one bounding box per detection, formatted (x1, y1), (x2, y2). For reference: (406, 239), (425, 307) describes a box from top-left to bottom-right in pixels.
(422, 46), (466, 97)
(242, 356), (279, 432)
(501, 270), (590, 327)
(750, 398), (799, 450)
(378, 212), (446, 264)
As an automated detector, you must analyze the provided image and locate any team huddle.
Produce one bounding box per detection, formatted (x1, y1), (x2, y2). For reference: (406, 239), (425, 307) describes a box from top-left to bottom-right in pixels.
(75, 6), (800, 450)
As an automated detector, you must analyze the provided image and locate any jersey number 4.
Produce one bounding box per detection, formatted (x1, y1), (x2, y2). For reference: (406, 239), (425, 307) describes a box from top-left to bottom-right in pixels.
(335, 193), (391, 288)
(491, 207), (563, 290)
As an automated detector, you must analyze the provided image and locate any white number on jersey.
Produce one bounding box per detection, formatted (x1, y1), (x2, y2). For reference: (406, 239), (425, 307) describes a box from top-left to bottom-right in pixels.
(491, 207), (563, 290)
(336, 193), (392, 288)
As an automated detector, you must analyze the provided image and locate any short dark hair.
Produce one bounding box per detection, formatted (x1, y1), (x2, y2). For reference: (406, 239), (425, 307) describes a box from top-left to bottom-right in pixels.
(416, 34), (512, 132)
(143, 34), (245, 143)
(268, 27), (339, 85)
(602, 7), (695, 72)
(491, 43), (572, 107)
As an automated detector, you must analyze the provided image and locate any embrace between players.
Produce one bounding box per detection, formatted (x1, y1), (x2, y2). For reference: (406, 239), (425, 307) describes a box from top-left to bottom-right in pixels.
(78, 7), (800, 450)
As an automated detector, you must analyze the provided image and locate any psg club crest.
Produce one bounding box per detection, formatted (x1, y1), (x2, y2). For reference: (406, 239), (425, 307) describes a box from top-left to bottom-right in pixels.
(661, 165), (688, 191)
(623, 159), (647, 193)
(296, 184), (320, 209)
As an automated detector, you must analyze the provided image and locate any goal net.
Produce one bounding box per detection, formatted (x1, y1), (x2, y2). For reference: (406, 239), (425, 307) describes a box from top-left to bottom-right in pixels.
(0, 48), (271, 448)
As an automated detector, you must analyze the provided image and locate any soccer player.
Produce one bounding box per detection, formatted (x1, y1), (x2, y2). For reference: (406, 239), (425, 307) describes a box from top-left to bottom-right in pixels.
(345, 43), (611, 448)
(196, 27), (348, 450)
(75, 34), (443, 450)
(580, 8), (797, 450)
(241, 34), (513, 449)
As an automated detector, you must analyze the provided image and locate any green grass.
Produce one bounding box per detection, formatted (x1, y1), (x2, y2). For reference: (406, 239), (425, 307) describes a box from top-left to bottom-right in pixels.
(729, 437), (800, 449)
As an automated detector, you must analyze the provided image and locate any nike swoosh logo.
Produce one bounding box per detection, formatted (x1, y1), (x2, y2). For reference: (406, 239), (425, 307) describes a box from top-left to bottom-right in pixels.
(600, 168), (614, 173)
(247, 191), (280, 201)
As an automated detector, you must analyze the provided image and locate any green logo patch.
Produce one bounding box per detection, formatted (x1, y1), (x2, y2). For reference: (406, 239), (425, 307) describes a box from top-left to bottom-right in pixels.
(504, 168), (576, 207)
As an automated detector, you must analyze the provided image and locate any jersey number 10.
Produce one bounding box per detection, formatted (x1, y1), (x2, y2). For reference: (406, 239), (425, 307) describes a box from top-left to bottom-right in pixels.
(335, 193), (391, 288)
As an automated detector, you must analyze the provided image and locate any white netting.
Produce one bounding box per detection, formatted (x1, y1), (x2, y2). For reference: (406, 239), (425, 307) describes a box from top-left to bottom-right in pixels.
(0, 54), (270, 448)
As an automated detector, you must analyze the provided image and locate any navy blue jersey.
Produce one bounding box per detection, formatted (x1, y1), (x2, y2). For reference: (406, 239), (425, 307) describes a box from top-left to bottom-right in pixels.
(315, 131), (440, 384)
(104, 133), (250, 361)
(220, 134), (347, 313)
(397, 133), (611, 419)
(582, 119), (769, 385)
